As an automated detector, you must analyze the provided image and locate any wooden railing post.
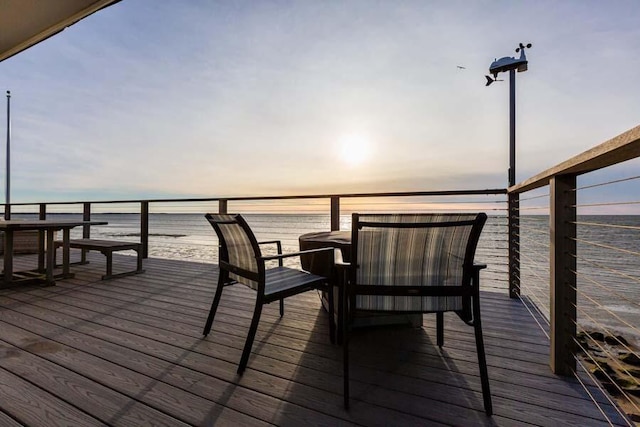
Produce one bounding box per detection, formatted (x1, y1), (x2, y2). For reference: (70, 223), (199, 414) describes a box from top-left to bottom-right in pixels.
(550, 174), (577, 375)
(141, 202), (149, 259)
(330, 196), (340, 231)
(508, 193), (520, 298)
(219, 199), (228, 214)
(38, 204), (46, 272)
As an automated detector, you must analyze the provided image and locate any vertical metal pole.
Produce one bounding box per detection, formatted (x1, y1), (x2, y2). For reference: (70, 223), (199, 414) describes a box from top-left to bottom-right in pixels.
(508, 69), (516, 187)
(507, 69), (520, 299)
(5, 91), (10, 208)
(219, 199), (228, 214)
(38, 204), (46, 271)
(81, 202), (91, 263)
(508, 193), (520, 298)
(83, 203), (91, 238)
(141, 201), (149, 259)
(330, 196), (340, 231)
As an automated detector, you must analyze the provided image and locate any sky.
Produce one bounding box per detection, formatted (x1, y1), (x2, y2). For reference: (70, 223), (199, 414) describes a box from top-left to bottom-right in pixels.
(1, 0), (640, 207)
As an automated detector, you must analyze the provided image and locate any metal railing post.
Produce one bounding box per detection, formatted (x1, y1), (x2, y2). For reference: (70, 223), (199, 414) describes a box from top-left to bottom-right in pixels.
(4, 204), (10, 220)
(331, 196), (340, 231)
(141, 202), (149, 259)
(81, 202), (91, 263)
(508, 193), (520, 298)
(83, 203), (91, 238)
(38, 203), (46, 271)
(550, 174), (577, 375)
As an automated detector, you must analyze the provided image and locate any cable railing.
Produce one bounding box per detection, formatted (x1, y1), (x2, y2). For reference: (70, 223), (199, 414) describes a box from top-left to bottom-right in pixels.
(2, 190), (509, 292)
(510, 124), (640, 425)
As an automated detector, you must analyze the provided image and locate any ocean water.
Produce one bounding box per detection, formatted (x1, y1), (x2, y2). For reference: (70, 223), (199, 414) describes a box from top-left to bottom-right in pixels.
(13, 213), (640, 342)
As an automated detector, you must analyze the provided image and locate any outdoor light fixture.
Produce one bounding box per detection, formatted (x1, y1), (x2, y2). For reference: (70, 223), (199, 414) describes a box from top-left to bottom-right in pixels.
(486, 42), (532, 186)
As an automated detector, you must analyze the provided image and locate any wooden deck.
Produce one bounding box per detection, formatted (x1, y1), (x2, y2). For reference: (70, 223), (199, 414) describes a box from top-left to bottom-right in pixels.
(0, 252), (630, 426)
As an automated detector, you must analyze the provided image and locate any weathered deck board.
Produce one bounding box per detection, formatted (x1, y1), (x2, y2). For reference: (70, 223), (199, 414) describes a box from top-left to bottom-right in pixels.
(0, 253), (631, 426)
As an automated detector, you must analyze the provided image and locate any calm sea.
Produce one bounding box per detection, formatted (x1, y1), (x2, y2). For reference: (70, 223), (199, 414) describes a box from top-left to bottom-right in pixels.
(14, 213), (640, 343)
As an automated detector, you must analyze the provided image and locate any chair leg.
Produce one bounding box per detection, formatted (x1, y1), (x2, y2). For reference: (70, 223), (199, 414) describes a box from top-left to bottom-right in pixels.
(203, 275), (226, 336)
(343, 283), (350, 409)
(238, 298), (264, 375)
(337, 281), (344, 344)
(327, 284), (336, 344)
(279, 298), (284, 317)
(436, 312), (444, 347)
(473, 297), (492, 416)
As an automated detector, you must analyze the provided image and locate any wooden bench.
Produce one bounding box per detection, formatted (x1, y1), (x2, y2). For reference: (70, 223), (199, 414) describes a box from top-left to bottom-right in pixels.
(54, 239), (144, 280)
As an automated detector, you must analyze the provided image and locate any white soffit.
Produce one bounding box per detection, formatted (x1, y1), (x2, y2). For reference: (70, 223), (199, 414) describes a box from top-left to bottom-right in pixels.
(0, 0), (121, 63)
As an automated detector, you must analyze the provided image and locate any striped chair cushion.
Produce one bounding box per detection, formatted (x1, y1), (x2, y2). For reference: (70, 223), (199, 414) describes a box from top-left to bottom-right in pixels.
(355, 214), (476, 312)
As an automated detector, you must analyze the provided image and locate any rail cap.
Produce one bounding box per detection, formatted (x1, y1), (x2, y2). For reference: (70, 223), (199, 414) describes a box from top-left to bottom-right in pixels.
(509, 124), (640, 194)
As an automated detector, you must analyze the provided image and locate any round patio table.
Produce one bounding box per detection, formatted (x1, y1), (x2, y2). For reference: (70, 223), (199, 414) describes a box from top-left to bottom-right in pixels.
(299, 230), (422, 342)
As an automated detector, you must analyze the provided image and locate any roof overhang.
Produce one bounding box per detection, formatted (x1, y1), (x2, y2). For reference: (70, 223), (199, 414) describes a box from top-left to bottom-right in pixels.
(0, 0), (121, 63)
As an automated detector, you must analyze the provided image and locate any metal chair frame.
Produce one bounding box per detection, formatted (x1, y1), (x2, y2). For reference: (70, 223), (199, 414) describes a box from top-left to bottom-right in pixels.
(341, 212), (492, 415)
(203, 213), (335, 374)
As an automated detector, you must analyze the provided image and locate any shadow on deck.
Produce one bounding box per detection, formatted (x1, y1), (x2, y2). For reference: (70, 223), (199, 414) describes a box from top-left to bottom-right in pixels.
(0, 253), (629, 426)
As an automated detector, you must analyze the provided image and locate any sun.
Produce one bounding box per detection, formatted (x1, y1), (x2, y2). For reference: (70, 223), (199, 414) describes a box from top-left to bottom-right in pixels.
(338, 133), (371, 167)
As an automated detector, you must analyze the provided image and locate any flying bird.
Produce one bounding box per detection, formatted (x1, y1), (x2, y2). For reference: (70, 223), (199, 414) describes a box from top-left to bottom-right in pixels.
(457, 65), (466, 69)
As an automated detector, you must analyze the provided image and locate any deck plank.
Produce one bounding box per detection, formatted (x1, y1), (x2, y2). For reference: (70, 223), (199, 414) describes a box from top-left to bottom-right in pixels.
(0, 253), (630, 426)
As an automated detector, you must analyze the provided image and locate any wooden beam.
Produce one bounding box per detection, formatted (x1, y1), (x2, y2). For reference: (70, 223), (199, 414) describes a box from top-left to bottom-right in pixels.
(550, 174), (577, 375)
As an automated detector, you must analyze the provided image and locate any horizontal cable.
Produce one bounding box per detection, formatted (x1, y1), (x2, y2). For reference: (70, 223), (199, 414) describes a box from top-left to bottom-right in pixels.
(570, 308), (640, 377)
(572, 200), (640, 208)
(516, 206), (550, 211)
(572, 220), (640, 231)
(518, 193), (550, 202)
(515, 292), (551, 336)
(571, 238), (640, 258)
(569, 253), (640, 308)
(517, 225), (549, 235)
(572, 346), (635, 426)
(509, 215), (549, 222)
(575, 174), (640, 191)
(571, 322), (640, 418)
(514, 246), (549, 262)
(517, 235), (550, 250)
(567, 275), (640, 339)
(518, 283), (551, 322)
(516, 262), (550, 286)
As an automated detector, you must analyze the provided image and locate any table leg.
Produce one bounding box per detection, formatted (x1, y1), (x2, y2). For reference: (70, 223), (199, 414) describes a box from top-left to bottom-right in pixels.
(46, 229), (55, 285)
(62, 228), (71, 278)
(37, 230), (45, 272)
(3, 230), (13, 287)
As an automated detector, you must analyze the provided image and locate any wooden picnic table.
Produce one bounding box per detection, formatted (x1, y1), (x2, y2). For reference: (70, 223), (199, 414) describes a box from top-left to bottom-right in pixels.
(0, 219), (107, 287)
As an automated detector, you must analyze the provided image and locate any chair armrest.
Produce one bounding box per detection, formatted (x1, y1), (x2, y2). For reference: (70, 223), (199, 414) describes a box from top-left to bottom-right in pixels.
(258, 240), (281, 246)
(258, 240), (283, 266)
(473, 263), (487, 270)
(334, 249), (350, 270)
(260, 246), (335, 262)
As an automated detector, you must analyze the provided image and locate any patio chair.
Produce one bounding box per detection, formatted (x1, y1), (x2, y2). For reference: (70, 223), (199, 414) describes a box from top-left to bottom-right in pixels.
(203, 213), (336, 374)
(341, 213), (492, 415)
